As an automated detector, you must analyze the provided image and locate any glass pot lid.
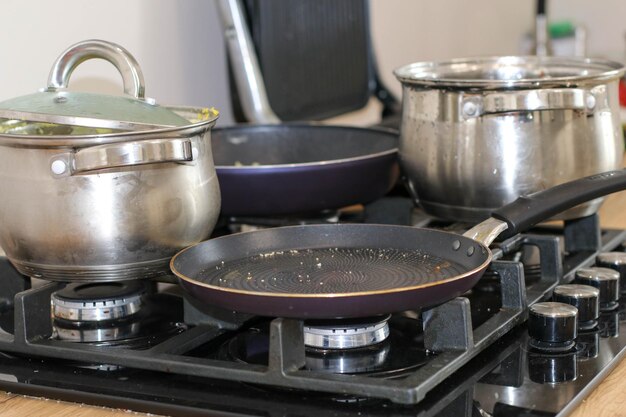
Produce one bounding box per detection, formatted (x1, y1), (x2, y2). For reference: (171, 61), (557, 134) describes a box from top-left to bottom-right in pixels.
(0, 39), (193, 133)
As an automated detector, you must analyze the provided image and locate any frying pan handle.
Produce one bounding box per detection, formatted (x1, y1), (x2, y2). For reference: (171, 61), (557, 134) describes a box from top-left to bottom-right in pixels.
(492, 169), (626, 240)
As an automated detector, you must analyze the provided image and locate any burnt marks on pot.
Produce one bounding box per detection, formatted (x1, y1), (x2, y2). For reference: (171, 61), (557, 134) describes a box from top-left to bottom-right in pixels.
(161, 198), (184, 224)
(120, 174), (155, 253)
(123, 236), (150, 253)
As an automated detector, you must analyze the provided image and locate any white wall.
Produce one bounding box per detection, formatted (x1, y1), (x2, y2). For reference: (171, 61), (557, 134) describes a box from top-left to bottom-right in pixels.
(0, 0), (624, 126)
(371, 0), (533, 98)
(0, 0), (234, 122)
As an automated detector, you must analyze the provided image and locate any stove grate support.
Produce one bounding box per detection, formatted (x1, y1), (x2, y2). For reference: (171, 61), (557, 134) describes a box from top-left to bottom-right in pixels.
(0, 216), (622, 405)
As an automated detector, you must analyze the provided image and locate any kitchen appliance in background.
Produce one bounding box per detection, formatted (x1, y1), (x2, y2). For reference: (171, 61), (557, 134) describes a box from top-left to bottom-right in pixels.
(522, 0), (588, 57)
(217, 0), (400, 127)
(534, 0), (551, 56)
(521, 19), (588, 57)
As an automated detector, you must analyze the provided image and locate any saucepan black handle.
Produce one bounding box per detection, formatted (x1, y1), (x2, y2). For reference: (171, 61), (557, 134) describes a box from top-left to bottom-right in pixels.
(492, 169), (626, 239)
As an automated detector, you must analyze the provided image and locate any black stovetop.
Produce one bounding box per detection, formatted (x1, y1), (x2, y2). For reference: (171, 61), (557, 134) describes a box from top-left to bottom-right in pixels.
(0, 206), (624, 417)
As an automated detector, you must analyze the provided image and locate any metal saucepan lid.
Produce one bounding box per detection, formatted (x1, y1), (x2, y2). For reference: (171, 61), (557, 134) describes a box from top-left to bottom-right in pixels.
(394, 56), (625, 89)
(0, 39), (192, 134)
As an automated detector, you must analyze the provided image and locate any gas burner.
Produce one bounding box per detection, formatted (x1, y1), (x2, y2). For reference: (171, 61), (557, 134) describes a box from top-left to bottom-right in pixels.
(303, 315), (391, 349)
(52, 292), (186, 349)
(305, 343), (391, 374)
(54, 321), (141, 343)
(219, 316), (429, 377)
(51, 282), (146, 322)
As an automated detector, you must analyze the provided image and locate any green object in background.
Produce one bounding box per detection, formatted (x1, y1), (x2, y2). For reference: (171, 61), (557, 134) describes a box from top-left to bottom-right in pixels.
(549, 21), (576, 39)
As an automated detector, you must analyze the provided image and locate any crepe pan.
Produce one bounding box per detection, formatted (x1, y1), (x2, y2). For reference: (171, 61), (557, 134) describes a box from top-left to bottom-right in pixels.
(211, 124), (399, 216)
(171, 170), (626, 318)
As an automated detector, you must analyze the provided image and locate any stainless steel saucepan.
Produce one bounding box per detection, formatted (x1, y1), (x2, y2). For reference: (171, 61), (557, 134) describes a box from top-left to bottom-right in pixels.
(0, 40), (221, 282)
(395, 56), (625, 222)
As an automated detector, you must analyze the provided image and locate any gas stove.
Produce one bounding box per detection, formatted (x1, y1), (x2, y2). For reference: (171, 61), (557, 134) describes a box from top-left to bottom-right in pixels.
(0, 200), (625, 417)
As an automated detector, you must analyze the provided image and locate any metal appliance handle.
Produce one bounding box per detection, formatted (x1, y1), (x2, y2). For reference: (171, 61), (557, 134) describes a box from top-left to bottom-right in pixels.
(216, 0), (280, 123)
(47, 39), (146, 99)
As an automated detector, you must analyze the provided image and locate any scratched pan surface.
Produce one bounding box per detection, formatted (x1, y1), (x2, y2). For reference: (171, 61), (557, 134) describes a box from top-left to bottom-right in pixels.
(171, 224), (491, 318)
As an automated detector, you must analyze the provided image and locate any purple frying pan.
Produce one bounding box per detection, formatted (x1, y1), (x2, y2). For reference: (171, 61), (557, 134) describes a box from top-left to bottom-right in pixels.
(172, 170), (626, 319)
(211, 124), (399, 216)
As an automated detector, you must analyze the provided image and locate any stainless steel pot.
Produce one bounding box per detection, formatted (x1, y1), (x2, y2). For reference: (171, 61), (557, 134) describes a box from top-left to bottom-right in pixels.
(394, 56), (625, 222)
(0, 40), (221, 282)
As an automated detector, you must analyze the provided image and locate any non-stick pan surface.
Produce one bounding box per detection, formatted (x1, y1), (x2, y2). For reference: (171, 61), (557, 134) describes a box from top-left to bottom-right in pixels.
(173, 224), (490, 318)
(212, 124), (399, 216)
(172, 169), (626, 319)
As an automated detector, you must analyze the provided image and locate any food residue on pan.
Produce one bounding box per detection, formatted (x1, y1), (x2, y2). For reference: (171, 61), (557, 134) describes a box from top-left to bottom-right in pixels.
(198, 248), (467, 294)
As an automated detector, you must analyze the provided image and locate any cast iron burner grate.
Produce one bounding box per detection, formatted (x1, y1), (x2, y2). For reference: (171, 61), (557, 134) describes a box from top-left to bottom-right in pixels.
(0, 230), (569, 403)
(211, 315), (429, 377)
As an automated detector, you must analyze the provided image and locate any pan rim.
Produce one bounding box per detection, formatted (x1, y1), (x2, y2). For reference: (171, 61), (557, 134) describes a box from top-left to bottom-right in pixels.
(169, 235), (493, 299)
(213, 123), (398, 170)
(215, 147), (397, 171)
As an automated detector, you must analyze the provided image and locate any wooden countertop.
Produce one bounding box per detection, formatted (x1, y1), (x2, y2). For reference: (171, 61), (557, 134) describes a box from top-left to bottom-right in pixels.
(1, 190), (625, 417)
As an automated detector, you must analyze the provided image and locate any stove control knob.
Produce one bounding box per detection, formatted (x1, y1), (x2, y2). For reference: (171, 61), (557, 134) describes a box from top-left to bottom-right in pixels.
(553, 284), (599, 330)
(596, 252), (626, 294)
(575, 267), (619, 311)
(528, 302), (577, 352)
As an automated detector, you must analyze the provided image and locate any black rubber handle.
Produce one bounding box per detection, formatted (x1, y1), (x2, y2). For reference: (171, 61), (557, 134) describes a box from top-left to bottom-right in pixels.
(492, 169), (626, 239)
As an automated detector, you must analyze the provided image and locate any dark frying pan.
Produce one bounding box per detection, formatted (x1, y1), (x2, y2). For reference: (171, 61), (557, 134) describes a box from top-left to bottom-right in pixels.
(211, 124), (399, 216)
(171, 170), (626, 319)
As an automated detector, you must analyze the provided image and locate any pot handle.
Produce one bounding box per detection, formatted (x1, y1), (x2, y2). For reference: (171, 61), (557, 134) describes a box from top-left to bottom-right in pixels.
(461, 88), (596, 118)
(50, 139), (194, 176)
(47, 39), (145, 99)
